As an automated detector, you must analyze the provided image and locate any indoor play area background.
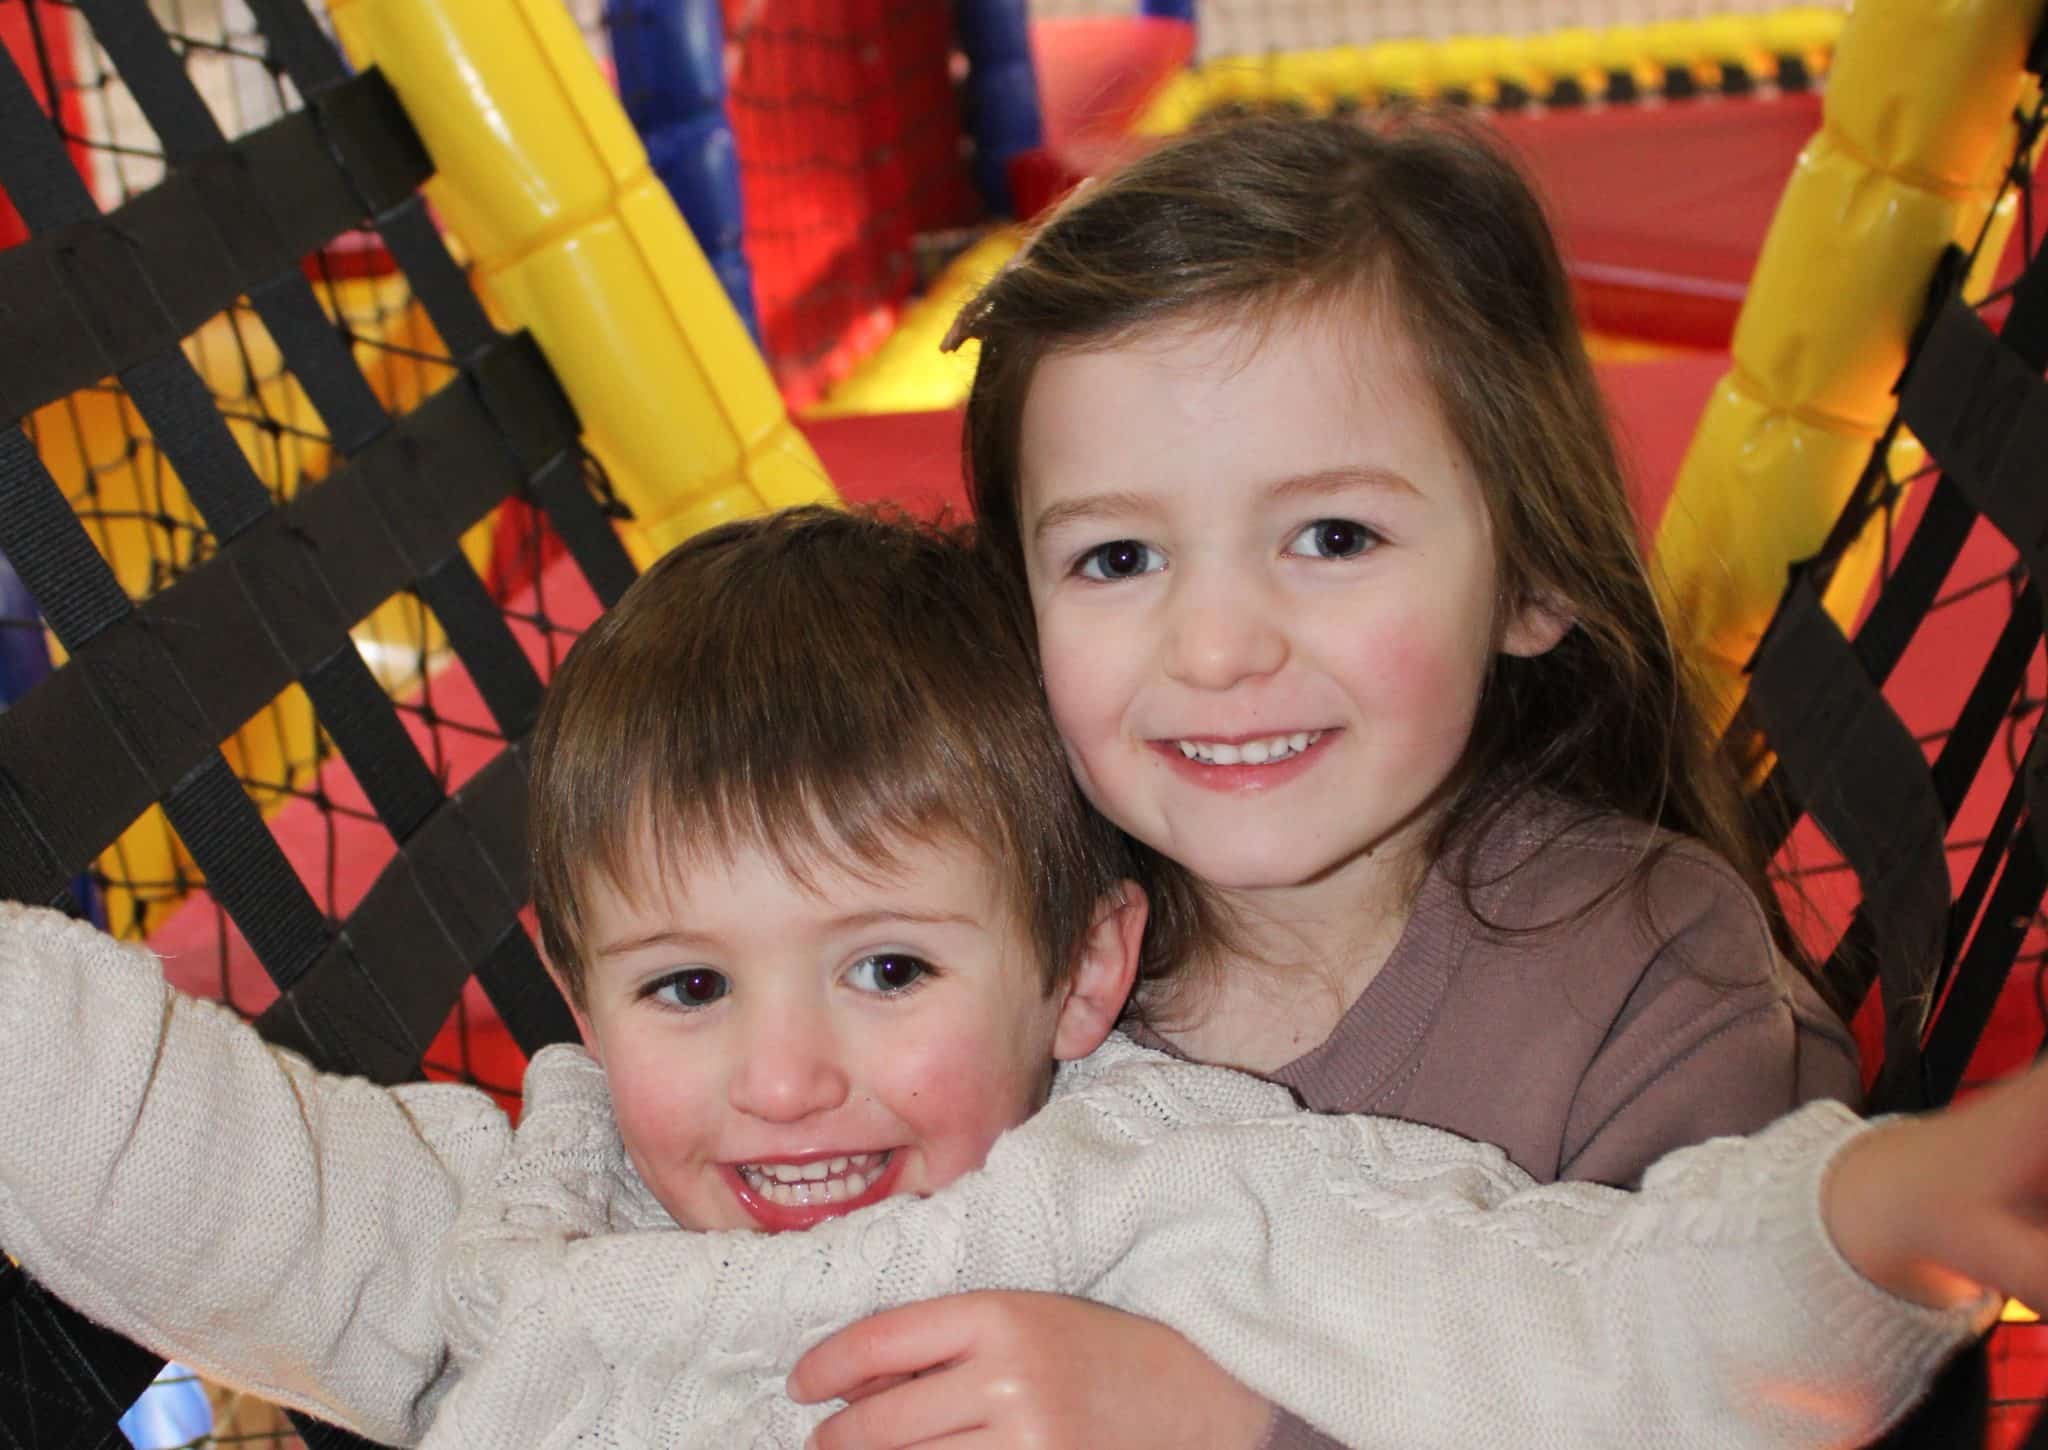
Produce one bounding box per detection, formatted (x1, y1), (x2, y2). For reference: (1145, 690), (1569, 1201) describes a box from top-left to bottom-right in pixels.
(1, 0), (2044, 1445)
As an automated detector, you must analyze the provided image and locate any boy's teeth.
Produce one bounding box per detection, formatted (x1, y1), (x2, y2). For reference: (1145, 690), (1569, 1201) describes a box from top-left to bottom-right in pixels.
(1176, 731), (1320, 766)
(738, 1151), (890, 1207)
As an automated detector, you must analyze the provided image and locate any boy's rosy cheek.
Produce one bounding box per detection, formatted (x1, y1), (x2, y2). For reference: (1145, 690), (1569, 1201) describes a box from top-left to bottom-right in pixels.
(888, 1034), (1045, 1188)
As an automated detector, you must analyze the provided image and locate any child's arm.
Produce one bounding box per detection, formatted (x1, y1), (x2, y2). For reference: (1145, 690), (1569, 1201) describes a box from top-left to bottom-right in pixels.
(788, 1041), (2025, 1450)
(1825, 1062), (2048, 1313)
(0, 903), (509, 1443)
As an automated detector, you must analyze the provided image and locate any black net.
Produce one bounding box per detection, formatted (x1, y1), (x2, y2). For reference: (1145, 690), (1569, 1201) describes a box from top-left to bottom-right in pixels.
(0, 0), (637, 1443)
(1736, 82), (2048, 1450)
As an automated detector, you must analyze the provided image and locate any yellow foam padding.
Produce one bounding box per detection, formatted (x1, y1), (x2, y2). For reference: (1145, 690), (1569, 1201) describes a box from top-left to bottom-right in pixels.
(1653, 0), (2046, 730)
(40, 278), (490, 936)
(1652, 376), (1889, 728)
(1581, 332), (1685, 365)
(325, 0), (836, 570)
(1134, 8), (1846, 132)
(805, 230), (1026, 420)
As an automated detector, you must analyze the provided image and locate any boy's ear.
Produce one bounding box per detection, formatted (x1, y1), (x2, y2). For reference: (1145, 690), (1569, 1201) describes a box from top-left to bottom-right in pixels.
(542, 953), (601, 1057)
(1051, 881), (1147, 1062)
(1501, 590), (1573, 659)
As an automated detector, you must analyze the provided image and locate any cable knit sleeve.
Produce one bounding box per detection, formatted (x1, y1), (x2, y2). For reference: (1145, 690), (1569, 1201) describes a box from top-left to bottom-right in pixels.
(414, 1037), (1992, 1449)
(0, 903), (513, 1446)
(1006, 1047), (1993, 1449)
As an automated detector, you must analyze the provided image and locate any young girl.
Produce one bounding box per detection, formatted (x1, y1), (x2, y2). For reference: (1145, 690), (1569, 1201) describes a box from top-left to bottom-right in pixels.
(790, 114), (1872, 1449)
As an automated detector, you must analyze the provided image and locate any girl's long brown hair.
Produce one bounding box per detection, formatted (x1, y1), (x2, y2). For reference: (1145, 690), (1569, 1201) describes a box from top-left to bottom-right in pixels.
(955, 113), (1800, 996)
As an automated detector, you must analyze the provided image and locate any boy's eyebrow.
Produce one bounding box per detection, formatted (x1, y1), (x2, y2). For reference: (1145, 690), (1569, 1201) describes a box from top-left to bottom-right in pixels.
(594, 927), (716, 958)
(593, 908), (984, 959)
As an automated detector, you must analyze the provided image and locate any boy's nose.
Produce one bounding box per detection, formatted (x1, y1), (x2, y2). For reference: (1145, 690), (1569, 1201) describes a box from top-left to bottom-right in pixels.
(727, 1006), (851, 1123)
(1164, 574), (1289, 690)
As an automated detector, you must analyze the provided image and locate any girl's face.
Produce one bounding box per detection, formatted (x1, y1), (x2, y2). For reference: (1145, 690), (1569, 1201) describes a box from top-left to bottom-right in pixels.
(1017, 307), (1566, 902)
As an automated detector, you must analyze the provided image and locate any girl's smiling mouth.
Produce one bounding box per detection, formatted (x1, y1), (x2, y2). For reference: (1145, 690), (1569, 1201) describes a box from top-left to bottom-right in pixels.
(1172, 730), (1324, 765)
(1149, 730), (1337, 791)
(724, 1150), (904, 1231)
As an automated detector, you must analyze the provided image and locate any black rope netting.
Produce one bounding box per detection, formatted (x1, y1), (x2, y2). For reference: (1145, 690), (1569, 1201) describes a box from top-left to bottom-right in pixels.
(1733, 77), (2048, 1450)
(0, 0), (636, 1443)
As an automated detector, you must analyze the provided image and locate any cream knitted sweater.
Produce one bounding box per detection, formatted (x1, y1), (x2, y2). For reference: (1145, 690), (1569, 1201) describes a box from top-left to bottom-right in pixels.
(0, 904), (1992, 1448)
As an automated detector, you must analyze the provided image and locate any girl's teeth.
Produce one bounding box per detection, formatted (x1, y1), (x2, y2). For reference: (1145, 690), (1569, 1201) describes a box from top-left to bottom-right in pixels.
(1176, 731), (1321, 766)
(739, 1151), (890, 1207)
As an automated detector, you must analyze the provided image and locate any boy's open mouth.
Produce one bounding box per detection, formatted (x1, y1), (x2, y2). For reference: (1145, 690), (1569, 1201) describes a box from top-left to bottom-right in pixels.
(727, 1150), (902, 1230)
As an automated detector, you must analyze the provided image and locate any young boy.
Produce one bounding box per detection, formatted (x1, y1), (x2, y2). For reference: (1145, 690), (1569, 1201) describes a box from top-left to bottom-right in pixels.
(0, 507), (2039, 1450)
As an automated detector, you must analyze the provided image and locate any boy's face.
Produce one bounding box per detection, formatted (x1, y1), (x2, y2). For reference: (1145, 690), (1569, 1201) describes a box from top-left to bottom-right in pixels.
(565, 827), (1128, 1232)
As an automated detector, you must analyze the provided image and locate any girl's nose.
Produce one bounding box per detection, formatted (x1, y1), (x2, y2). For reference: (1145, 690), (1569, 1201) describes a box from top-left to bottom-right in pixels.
(1164, 573), (1289, 690)
(727, 1004), (850, 1124)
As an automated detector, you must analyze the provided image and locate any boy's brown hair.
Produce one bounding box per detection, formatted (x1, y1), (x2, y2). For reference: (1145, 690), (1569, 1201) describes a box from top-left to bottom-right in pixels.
(950, 112), (1792, 994)
(530, 505), (1134, 1006)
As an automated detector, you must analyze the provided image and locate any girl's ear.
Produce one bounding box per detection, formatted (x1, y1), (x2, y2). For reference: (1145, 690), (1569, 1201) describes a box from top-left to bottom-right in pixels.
(1501, 591), (1574, 659)
(1051, 881), (1147, 1062)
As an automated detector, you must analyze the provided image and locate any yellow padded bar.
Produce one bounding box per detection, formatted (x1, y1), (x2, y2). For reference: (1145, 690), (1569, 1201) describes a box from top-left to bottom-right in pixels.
(1651, 0), (2045, 729)
(324, 0), (836, 564)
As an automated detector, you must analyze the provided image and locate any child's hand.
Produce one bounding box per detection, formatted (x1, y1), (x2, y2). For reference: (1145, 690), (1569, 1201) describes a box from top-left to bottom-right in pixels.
(788, 1290), (1272, 1450)
(1824, 1056), (2048, 1313)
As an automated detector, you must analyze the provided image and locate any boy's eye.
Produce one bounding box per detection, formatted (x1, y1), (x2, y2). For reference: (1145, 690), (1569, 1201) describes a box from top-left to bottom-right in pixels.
(1076, 540), (1163, 581)
(846, 953), (932, 995)
(1286, 519), (1379, 560)
(651, 968), (729, 1010)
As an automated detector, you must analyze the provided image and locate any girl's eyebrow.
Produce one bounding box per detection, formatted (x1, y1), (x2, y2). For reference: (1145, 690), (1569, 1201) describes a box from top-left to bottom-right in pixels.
(1030, 467), (1421, 545)
(1267, 465), (1420, 502)
(826, 907), (981, 934)
(1030, 490), (1158, 544)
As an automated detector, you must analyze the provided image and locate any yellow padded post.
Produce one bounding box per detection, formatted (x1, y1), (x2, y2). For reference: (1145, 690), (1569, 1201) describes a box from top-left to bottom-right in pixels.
(324, 0), (836, 565)
(1650, 0), (2045, 730)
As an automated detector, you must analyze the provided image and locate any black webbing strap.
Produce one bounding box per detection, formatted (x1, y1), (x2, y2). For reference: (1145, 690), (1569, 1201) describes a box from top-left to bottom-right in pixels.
(4, 11), (594, 1448)
(1899, 296), (2048, 863)
(1919, 755), (2045, 1103)
(0, 431), (312, 988)
(8, 0), (595, 1015)
(230, 0), (499, 362)
(470, 336), (638, 607)
(74, 0), (606, 734)
(1810, 601), (2042, 1036)
(2024, 1393), (2048, 1450)
(1747, 576), (1949, 1108)
(228, 0), (638, 610)
(76, 0), (409, 461)
(255, 744), (573, 1083)
(0, 1269), (164, 1450)
(0, 72), (425, 424)
(0, 362), (547, 899)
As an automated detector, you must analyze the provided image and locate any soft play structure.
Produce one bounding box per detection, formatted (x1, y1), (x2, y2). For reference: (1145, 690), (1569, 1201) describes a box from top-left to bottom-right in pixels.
(0, 0), (2044, 1444)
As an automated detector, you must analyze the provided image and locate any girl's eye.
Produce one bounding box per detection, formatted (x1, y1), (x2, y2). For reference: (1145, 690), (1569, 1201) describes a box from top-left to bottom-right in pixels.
(1286, 519), (1379, 560)
(1076, 540), (1163, 581)
(650, 968), (729, 1010)
(845, 953), (932, 995)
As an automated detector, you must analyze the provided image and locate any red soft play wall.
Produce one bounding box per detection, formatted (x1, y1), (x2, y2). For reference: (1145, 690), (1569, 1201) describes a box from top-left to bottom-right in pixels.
(0, 2), (88, 249)
(723, 0), (979, 408)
